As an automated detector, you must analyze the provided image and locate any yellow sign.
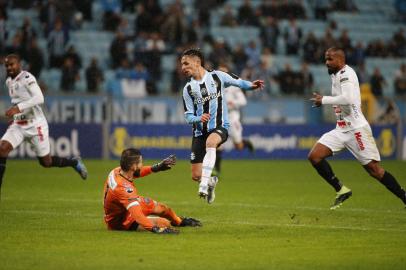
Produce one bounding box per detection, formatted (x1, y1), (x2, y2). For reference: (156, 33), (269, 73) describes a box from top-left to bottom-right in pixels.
(109, 127), (192, 157)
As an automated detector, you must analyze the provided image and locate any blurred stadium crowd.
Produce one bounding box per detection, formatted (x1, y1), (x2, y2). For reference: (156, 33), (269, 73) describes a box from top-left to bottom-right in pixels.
(0, 0), (405, 100)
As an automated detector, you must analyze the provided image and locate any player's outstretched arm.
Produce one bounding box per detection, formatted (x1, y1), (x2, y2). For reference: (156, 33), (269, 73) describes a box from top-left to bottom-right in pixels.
(151, 154), (177, 172)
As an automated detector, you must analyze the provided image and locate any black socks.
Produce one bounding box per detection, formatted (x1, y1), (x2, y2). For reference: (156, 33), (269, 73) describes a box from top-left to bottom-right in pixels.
(379, 171), (406, 204)
(312, 159), (342, 192)
(50, 156), (78, 167)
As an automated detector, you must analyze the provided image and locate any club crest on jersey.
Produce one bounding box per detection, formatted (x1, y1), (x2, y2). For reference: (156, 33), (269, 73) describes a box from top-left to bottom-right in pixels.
(201, 87), (208, 96)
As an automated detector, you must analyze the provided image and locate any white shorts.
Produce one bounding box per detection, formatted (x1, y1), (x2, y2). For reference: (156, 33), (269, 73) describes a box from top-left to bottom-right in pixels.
(318, 125), (380, 165)
(229, 118), (243, 144)
(1, 119), (50, 157)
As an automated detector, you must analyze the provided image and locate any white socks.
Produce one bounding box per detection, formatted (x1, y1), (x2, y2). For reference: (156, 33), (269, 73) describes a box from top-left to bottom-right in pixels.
(200, 147), (217, 189)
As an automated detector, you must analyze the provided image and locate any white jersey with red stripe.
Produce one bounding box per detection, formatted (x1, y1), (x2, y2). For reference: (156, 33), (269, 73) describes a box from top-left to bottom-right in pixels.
(322, 65), (369, 132)
(5, 70), (46, 124)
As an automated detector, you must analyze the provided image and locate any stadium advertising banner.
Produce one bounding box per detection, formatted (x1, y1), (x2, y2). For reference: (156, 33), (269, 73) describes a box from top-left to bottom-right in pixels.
(109, 124), (398, 160)
(0, 123), (103, 158)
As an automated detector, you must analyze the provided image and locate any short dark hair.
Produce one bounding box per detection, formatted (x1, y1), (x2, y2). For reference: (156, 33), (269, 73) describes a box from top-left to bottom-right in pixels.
(120, 148), (142, 171)
(327, 47), (345, 58)
(182, 48), (205, 66)
(5, 54), (21, 62)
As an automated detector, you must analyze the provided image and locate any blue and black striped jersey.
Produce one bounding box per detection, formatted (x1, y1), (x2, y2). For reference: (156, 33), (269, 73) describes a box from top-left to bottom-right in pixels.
(182, 70), (253, 137)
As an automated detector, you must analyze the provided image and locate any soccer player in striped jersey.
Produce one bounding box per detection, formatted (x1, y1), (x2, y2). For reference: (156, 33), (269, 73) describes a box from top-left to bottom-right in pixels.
(181, 48), (264, 204)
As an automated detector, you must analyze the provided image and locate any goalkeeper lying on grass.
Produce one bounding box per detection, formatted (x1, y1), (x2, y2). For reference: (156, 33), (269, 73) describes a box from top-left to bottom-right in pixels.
(103, 148), (201, 234)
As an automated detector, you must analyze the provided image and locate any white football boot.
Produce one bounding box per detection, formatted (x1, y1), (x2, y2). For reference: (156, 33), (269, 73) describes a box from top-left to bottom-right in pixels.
(207, 176), (219, 204)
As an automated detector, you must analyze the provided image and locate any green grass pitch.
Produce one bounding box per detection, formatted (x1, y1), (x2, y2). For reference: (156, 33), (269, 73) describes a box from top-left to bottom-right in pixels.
(0, 159), (406, 270)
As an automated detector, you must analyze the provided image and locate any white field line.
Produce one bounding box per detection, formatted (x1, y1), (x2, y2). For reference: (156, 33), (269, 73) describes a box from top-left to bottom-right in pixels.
(1, 198), (405, 214)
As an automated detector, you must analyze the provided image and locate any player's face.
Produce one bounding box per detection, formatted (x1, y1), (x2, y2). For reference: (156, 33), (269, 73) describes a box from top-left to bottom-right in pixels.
(325, 51), (342, 74)
(5, 57), (21, 78)
(132, 156), (143, 174)
(181, 56), (200, 77)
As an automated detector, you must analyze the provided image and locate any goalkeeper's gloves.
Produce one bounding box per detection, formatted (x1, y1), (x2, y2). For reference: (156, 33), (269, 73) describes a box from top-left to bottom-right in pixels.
(151, 154), (176, 172)
(151, 226), (179, 234)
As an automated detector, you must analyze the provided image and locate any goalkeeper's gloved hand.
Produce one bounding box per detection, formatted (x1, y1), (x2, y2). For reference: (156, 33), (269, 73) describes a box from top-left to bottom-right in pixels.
(151, 226), (179, 234)
(151, 154), (176, 172)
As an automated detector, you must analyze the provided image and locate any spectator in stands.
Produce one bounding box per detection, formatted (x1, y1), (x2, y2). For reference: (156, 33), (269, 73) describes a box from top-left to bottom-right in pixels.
(195, 0), (218, 27)
(144, 32), (166, 94)
(390, 28), (406, 57)
(251, 59), (273, 96)
(39, 0), (58, 35)
(314, 0), (331, 20)
(319, 28), (336, 59)
(244, 40), (261, 67)
(300, 63), (314, 94)
(277, 63), (301, 95)
(0, 11), (7, 55)
(332, 0), (357, 12)
(302, 32), (321, 64)
(220, 4), (238, 27)
(395, 0), (406, 22)
(284, 18), (302, 55)
(337, 29), (353, 52)
(376, 100), (401, 125)
(60, 57), (79, 92)
(20, 17), (37, 59)
(86, 57), (104, 94)
(26, 38), (44, 78)
(370, 67), (386, 98)
(350, 41), (366, 66)
(260, 16), (280, 54)
(356, 63), (369, 85)
(209, 38), (232, 68)
(366, 39), (389, 57)
(101, 0), (122, 31)
(160, 2), (188, 47)
(135, 3), (154, 34)
(63, 45), (82, 70)
(145, 0), (164, 27)
(121, 0), (137, 12)
(5, 32), (23, 56)
(117, 17), (133, 38)
(232, 44), (248, 74)
(394, 63), (406, 96)
(110, 31), (128, 69)
(48, 19), (69, 68)
(73, 0), (93, 21)
(237, 0), (258, 26)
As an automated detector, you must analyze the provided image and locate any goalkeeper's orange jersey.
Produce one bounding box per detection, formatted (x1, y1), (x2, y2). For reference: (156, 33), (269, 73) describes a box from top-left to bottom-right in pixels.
(103, 166), (155, 230)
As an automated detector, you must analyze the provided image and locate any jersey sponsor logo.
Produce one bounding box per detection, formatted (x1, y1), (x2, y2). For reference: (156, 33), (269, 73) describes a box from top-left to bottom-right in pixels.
(193, 92), (221, 105)
(354, 132), (365, 150)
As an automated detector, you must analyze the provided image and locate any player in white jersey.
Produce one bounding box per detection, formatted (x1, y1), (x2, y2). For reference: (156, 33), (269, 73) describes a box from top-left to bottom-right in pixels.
(0, 54), (88, 200)
(309, 47), (406, 209)
(213, 66), (255, 175)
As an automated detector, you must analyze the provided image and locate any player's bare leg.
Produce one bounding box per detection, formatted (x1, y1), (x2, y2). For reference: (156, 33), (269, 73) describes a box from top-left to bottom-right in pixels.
(199, 133), (222, 202)
(363, 160), (406, 205)
(38, 154), (88, 180)
(0, 140), (13, 201)
(308, 143), (352, 209)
